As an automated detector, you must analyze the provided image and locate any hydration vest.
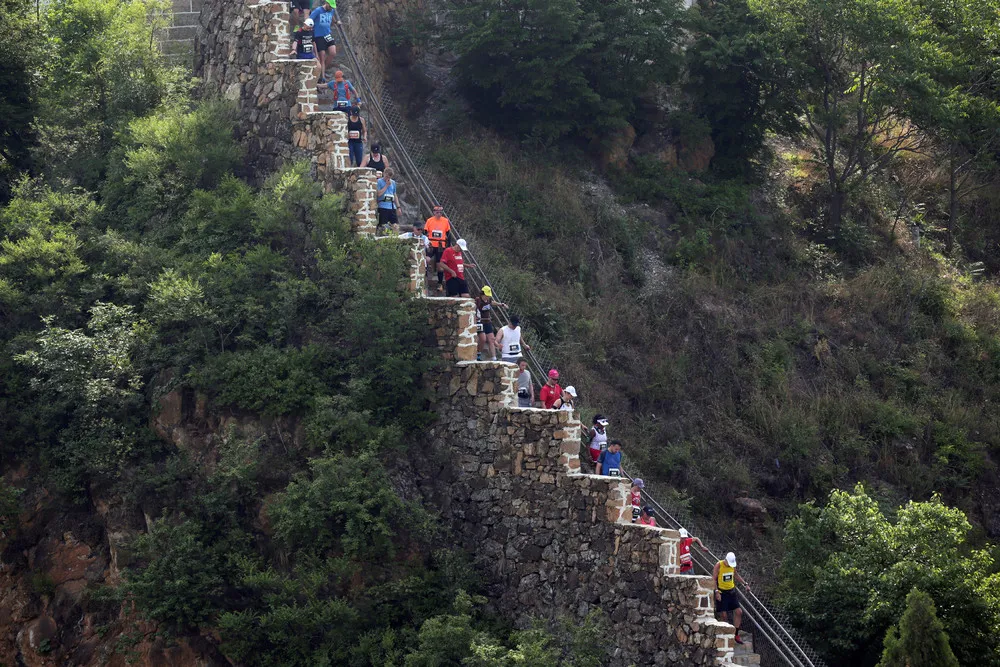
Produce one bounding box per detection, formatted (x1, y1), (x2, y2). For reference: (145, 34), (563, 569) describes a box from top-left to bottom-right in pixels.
(332, 81), (353, 108)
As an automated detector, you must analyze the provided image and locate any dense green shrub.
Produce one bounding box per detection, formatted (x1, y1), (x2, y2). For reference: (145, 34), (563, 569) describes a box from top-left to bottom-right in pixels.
(778, 486), (1000, 667)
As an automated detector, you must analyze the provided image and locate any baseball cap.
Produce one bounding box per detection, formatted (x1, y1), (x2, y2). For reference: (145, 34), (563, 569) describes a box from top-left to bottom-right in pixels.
(564, 386), (577, 397)
(304, 18), (314, 26)
(456, 238), (468, 251)
(548, 369), (559, 379)
(334, 70), (344, 81)
(482, 286), (493, 297)
(678, 528), (689, 538)
(371, 143), (381, 152)
(632, 478), (644, 489)
(643, 505), (655, 515)
(349, 106), (360, 115)
(726, 552), (737, 567)
(594, 414), (608, 426)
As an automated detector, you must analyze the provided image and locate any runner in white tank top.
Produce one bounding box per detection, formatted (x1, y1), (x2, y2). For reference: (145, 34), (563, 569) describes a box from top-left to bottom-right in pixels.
(496, 316), (529, 363)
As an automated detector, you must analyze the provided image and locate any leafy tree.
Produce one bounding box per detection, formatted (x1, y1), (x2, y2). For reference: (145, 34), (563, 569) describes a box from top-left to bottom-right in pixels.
(877, 588), (959, 667)
(447, 0), (683, 142)
(34, 0), (184, 187)
(269, 452), (434, 562)
(778, 485), (1000, 666)
(748, 0), (939, 228)
(0, 0), (38, 202)
(15, 302), (152, 483)
(127, 518), (229, 631)
(908, 0), (1000, 254)
(684, 0), (801, 173)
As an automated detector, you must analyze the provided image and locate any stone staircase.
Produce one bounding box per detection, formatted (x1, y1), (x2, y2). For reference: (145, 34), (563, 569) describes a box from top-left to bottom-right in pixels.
(197, 1), (764, 664)
(734, 634), (759, 665)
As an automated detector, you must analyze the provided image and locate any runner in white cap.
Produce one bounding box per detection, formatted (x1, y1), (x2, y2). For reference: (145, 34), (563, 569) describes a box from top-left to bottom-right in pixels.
(677, 528), (707, 574)
(713, 551), (751, 643)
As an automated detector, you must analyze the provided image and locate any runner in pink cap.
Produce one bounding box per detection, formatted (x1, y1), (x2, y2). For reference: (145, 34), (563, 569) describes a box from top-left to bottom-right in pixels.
(540, 369), (562, 409)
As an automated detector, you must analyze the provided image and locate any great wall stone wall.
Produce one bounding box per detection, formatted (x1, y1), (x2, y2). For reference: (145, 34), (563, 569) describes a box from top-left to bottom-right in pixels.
(413, 311), (741, 666)
(193, 0), (757, 662)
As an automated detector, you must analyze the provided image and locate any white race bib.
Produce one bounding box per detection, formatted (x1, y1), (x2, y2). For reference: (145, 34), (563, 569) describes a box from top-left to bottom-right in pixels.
(507, 343), (521, 355)
(348, 130), (360, 139)
(383, 193), (395, 201)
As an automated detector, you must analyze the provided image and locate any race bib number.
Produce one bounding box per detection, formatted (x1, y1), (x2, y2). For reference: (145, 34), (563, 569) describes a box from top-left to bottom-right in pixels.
(507, 343), (521, 355)
(336, 100), (349, 108)
(607, 468), (621, 477)
(348, 130), (360, 139)
(722, 573), (734, 583)
(431, 230), (444, 240)
(383, 193), (395, 201)
(476, 323), (483, 333)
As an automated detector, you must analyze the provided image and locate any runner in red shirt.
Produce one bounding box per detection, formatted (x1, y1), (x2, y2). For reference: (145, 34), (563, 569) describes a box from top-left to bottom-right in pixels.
(539, 369), (562, 409)
(678, 528), (708, 573)
(630, 478), (644, 523)
(440, 238), (474, 297)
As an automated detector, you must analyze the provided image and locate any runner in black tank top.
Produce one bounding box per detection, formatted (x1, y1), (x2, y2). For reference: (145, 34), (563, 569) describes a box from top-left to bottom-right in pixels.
(364, 143), (387, 173)
(346, 112), (365, 167)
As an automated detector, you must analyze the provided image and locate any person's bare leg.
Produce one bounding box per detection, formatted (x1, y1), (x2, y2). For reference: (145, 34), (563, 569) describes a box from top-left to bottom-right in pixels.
(487, 333), (497, 360)
(734, 608), (742, 632)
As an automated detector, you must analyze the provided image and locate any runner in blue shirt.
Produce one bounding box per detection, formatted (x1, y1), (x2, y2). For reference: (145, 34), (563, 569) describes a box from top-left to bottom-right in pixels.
(596, 440), (623, 477)
(309, 0), (340, 82)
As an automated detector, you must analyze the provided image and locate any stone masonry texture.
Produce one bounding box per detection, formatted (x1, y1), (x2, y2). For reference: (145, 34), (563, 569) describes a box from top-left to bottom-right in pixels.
(411, 323), (740, 665)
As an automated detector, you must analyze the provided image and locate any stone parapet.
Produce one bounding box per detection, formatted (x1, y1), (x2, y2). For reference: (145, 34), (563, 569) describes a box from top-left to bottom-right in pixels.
(424, 297), (478, 362)
(325, 168), (378, 235)
(413, 353), (738, 665)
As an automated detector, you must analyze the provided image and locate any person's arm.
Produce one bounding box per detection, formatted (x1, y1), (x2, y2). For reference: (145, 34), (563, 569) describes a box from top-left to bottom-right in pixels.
(361, 118), (368, 143)
(361, 152), (370, 168)
(530, 381), (535, 403)
(736, 569), (750, 590)
(383, 155), (390, 170)
(495, 328), (505, 346)
(332, 7), (342, 24)
(712, 562), (721, 598)
(694, 537), (708, 551)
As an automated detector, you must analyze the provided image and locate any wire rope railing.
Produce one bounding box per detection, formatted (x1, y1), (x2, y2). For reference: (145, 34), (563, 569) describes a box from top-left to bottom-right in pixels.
(327, 16), (827, 667)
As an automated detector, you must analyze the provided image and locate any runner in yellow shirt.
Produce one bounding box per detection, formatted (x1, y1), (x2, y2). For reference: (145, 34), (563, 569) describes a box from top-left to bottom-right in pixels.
(712, 552), (751, 644)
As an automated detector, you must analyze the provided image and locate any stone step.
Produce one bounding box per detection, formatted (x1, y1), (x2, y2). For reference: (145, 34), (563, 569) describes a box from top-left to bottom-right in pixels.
(732, 653), (761, 665)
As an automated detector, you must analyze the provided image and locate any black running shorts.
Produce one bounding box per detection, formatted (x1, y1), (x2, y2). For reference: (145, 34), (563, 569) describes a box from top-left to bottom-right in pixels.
(316, 34), (336, 52)
(717, 589), (740, 613)
(446, 277), (468, 297)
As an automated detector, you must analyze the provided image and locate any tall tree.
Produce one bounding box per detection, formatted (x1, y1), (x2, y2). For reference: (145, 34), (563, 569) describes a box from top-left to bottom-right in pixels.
(685, 0), (801, 174)
(447, 0), (683, 143)
(749, 0), (935, 228)
(911, 0), (1000, 254)
(877, 588), (959, 667)
(0, 0), (38, 201)
(778, 485), (1000, 667)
